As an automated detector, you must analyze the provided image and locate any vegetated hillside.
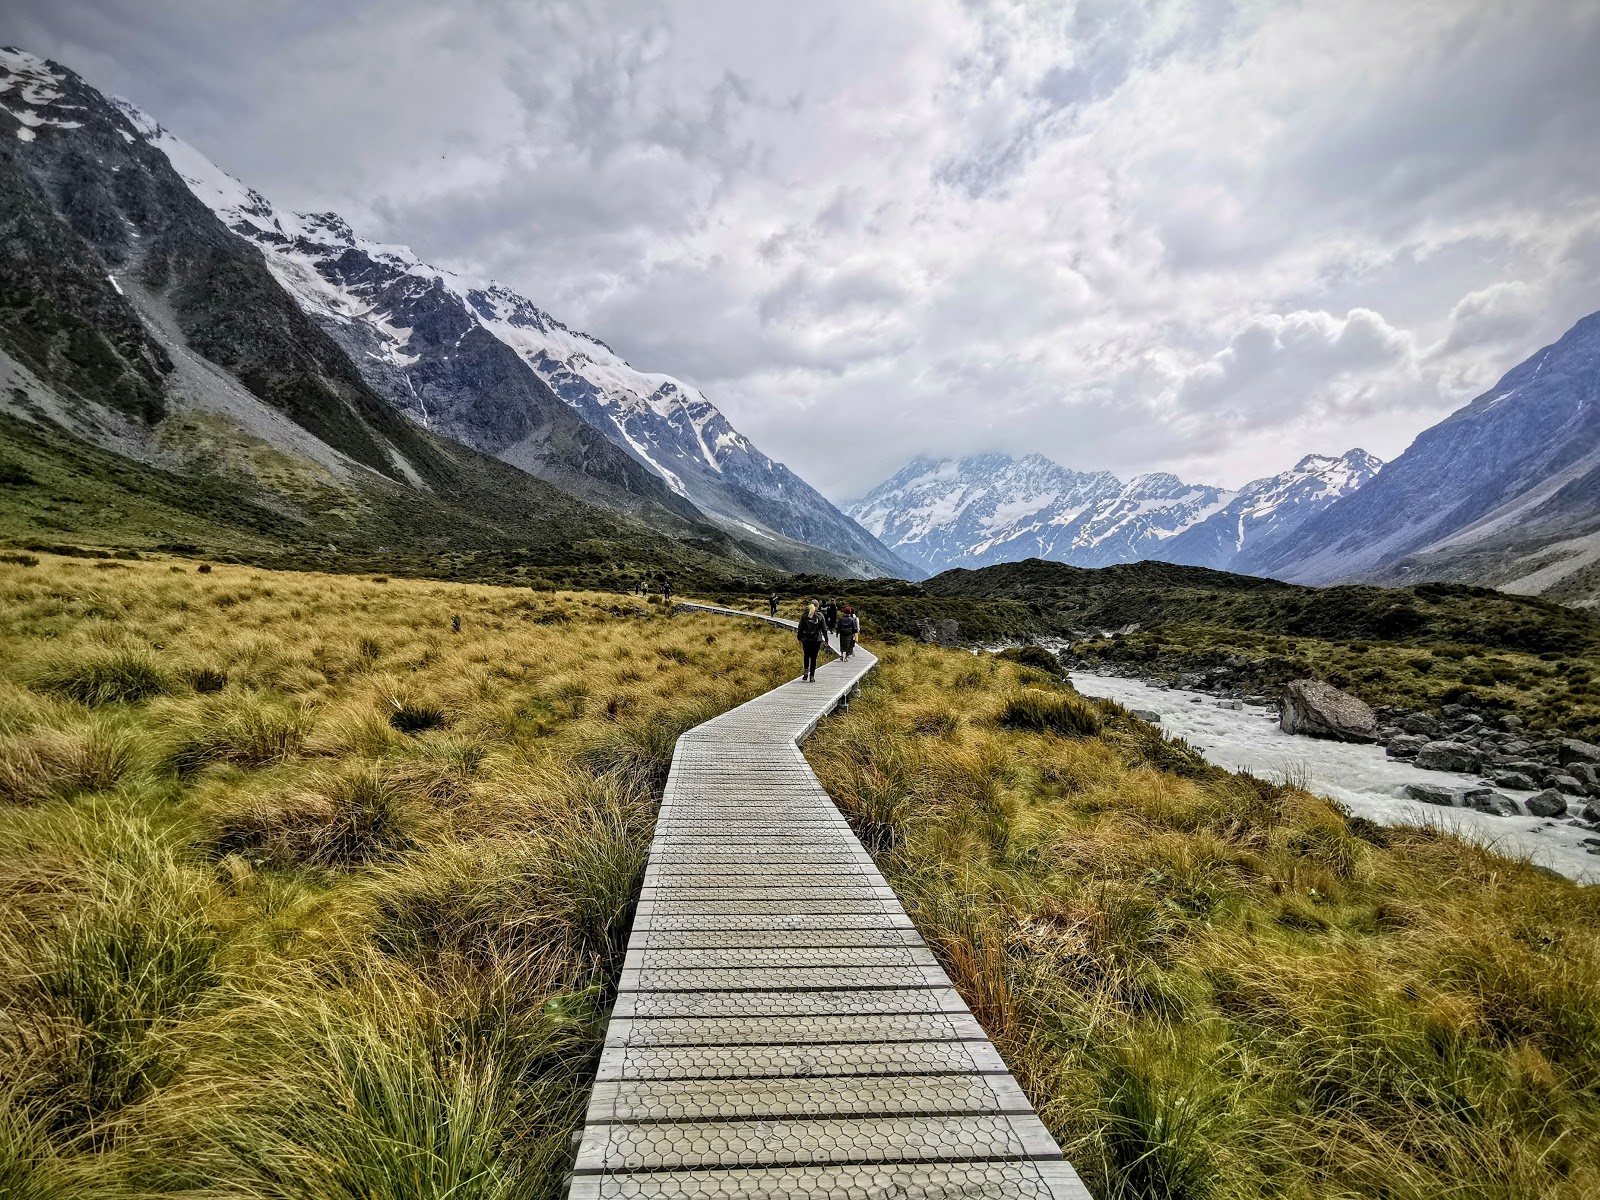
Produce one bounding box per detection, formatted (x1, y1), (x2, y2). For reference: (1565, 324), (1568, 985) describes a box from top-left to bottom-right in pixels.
(0, 410), (829, 593)
(0, 557), (799, 1196)
(741, 558), (1600, 733)
(805, 643), (1600, 1199)
(923, 558), (1597, 653)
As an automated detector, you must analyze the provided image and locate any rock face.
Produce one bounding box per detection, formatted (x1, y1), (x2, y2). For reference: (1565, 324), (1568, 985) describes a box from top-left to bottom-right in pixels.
(1278, 679), (1376, 742)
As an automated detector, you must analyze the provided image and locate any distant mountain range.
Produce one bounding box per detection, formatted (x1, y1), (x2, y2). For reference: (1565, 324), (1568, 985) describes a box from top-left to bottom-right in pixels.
(0, 46), (910, 581)
(848, 449), (1381, 576)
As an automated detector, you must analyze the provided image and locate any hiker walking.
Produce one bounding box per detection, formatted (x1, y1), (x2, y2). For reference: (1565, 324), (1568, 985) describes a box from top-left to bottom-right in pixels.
(661, 576), (673, 603)
(837, 605), (860, 660)
(796, 600), (828, 682)
(822, 598), (839, 636)
(768, 590), (780, 617)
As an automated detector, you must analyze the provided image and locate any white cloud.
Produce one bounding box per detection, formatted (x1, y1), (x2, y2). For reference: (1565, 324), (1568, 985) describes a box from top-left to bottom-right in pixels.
(6, 0), (1600, 498)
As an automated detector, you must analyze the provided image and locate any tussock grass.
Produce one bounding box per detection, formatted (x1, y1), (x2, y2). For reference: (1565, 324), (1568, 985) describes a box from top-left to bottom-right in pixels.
(0, 720), (137, 804)
(999, 687), (1105, 738)
(32, 646), (170, 706)
(0, 556), (794, 1193)
(806, 642), (1600, 1200)
(162, 691), (310, 775)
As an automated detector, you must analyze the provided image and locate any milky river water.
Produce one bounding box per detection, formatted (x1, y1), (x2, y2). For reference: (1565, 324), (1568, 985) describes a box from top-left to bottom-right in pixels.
(1069, 671), (1599, 885)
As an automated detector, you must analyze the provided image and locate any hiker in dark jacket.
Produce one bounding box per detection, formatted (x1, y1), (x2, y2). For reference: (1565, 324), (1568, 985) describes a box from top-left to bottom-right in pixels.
(837, 606), (860, 660)
(822, 599), (839, 635)
(796, 601), (828, 682)
(768, 591), (780, 617)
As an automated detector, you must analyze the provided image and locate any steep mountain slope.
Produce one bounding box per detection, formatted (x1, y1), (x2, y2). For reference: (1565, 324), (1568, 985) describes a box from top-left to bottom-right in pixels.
(120, 104), (909, 578)
(0, 47), (887, 584)
(848, 453), (1236, 573)
(1256, 312), (1600, 602)
(1157, 450), (1383, 571)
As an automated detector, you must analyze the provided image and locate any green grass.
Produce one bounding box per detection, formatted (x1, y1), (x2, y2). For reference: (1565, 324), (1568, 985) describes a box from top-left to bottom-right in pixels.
(805, 643), (1600, 1200)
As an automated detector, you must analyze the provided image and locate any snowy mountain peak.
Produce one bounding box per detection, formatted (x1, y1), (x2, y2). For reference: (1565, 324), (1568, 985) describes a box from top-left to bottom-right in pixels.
(0, 47), (85, 141)
(853, 448), (1384, 576)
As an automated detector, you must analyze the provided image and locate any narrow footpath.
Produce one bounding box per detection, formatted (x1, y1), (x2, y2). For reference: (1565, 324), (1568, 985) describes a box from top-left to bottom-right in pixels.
(569, 604), (1089, 1199)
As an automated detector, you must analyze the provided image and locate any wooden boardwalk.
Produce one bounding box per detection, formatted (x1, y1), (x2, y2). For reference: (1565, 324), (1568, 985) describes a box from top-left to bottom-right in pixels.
(570, 605), (1088, 1199)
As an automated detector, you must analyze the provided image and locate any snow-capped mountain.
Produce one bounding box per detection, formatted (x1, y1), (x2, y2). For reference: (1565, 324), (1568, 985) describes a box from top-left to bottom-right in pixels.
(1155, 450), (1383, 571)
(120, 103), (910, 578)
(851, 449), (1387, 576)
(848, 454), (1236, 574)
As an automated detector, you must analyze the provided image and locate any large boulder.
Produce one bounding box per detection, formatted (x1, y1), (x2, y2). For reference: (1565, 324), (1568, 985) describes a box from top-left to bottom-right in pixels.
(1557, 738), (1600, 767)
(1490, 771), (1539, 792)
(1385, 734), (1429, 759)
(1526, 789), (1568, 817)
(1463, 789), (1519, 817)
(1279, 679), (1376, 742)
(1414, 741), (1481, 773)
(1404, 782), (1460, 806)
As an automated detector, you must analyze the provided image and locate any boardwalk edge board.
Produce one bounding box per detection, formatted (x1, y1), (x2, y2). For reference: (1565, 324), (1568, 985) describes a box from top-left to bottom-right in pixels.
(568, 603), (1091, 1200)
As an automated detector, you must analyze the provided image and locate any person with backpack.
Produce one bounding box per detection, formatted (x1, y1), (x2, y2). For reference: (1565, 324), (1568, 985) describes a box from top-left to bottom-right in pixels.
(768, 590), (780, 617)
(822, 598), (839, 636)
(796, 601), (828, 682)
(837, 606), (860, 660)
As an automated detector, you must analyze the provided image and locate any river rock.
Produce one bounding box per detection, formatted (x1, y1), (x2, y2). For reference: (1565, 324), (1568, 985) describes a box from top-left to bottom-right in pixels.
(1130, 709), (1162, 723)
(1463, 789), (1520, 817)
(1400, 712), (1441, 737)
(1385, 735), (1428, 759)
(1557, 738), (1600, 767)
(1279, 679), (1376, 742)
(1567, 763), (1600, 791)
(1490, 771), (1539, 792)
(1215, 699), (1243, 710)
(1582, 800), (1600, 824)
(1551, 773), (1588, 795)
(1404, 782), (1460, 806)
(1526, 789), (1568, 817)
(1414, 741), (1480, 773)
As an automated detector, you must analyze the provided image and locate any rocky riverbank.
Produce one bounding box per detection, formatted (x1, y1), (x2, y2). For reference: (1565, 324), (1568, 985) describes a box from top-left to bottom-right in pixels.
(1052, 649), (1600, 844)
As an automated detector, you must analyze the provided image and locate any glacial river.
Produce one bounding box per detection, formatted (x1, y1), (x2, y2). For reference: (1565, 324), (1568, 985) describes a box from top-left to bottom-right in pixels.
(1069, 671), (1600, 884)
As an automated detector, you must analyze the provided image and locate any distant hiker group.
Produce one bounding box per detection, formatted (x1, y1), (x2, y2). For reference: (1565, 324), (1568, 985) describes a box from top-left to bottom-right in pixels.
(631, 576), (672, 601)
(794, 596), (861, 682)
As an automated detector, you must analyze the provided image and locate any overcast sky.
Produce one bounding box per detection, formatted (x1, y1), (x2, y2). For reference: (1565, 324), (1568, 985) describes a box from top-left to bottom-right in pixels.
(8, 0), (1600, 499)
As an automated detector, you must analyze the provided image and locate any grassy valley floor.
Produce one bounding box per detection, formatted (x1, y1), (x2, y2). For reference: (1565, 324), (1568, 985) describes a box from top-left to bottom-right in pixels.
(805, 646), (1600, 1200)
(0, 556), (793, 1198)
(4, 562), (1598, 1199)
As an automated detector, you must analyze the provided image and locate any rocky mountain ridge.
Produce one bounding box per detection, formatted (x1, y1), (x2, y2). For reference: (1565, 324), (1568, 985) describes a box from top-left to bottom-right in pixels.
(1255, 311), (1600, 605)
(118, 98), (910, 579)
